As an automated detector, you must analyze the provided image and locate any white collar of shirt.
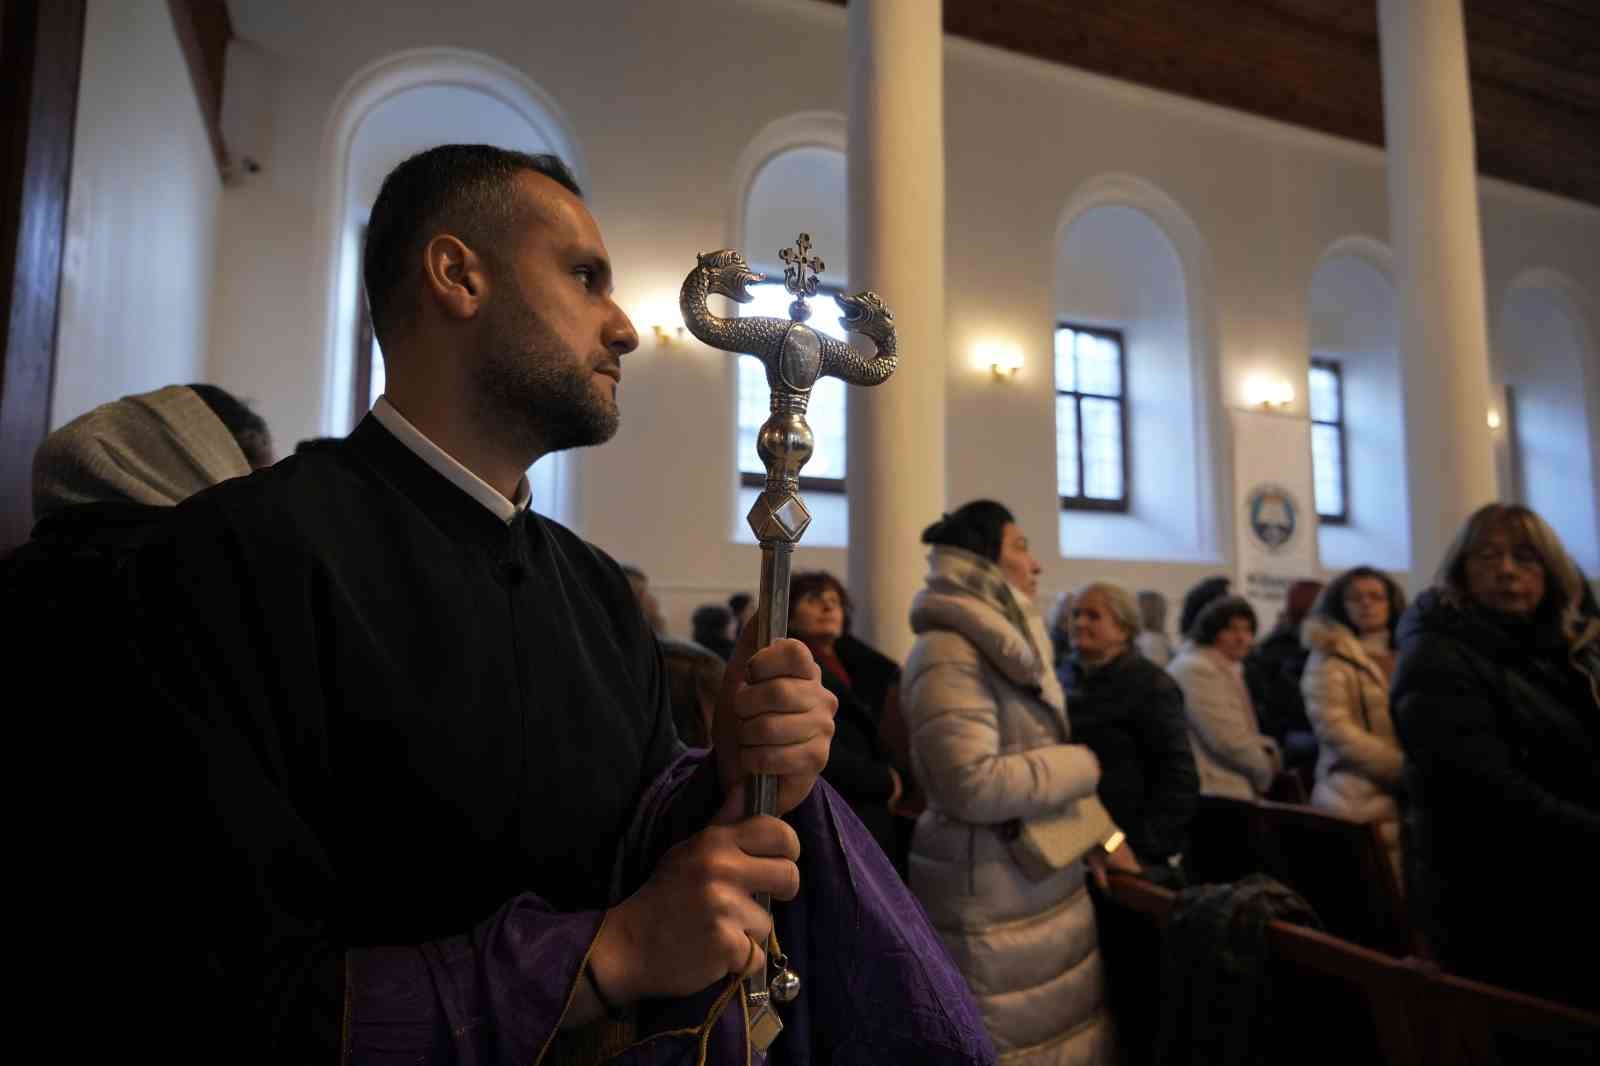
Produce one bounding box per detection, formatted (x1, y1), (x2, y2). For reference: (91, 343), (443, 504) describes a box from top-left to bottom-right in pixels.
(372, 396), (530, 524)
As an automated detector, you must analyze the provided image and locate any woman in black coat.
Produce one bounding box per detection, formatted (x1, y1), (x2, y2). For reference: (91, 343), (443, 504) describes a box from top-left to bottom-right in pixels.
(1392, 503), (1599, 1010)
(1058, 580), (1199, 886)
(788, 570), (913, 875)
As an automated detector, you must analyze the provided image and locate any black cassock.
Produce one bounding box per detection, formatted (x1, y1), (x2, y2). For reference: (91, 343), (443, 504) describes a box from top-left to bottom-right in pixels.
(121, 415), (719, 1059)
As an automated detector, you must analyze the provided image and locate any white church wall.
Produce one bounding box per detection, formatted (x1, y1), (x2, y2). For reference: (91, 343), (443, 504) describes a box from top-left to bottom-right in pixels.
(52, 0), (221, 430)
(204, 0), (1600, 637)
(1051, 204), (1205, 564)
(1307, 250), (1412, 578)
(1497, 280), (1600, 574)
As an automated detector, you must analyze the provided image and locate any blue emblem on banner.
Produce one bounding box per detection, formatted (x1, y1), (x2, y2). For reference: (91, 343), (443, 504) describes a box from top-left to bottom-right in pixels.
(1246, 484), (1298, 553)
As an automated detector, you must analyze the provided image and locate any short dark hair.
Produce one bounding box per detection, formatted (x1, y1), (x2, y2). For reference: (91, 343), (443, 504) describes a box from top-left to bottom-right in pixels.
(728, 592), (752, 615)
(789, 571), (852, 624)
(1192, 595), (1257, 646)
(1179, 575), (1232, 638)
(691, 604), (733, 640)
(920, 499), (1015, 563)
(1313, 566), (1406, 645)
(362, 144), (582, 349)
(188, 383), (272, 468)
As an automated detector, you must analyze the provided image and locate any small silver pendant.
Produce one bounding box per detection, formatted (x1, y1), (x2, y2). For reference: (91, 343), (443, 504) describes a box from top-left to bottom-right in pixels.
(770, 959), (801, 1004)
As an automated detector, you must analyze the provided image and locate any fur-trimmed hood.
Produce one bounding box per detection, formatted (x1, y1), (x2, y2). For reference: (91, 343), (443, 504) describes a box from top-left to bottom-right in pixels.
(909, 545), (1064, 716)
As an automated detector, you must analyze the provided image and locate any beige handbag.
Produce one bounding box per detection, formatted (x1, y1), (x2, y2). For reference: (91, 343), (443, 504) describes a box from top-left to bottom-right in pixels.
(1003, 793), (1119, 882)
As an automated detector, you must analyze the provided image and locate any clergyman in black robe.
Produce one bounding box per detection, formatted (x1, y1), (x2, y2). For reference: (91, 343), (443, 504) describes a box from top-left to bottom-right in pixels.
(118, 146), (993, 1066)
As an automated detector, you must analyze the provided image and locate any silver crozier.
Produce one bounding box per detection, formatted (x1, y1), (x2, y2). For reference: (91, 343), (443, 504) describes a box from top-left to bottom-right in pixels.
(679, 234), (899, 1051)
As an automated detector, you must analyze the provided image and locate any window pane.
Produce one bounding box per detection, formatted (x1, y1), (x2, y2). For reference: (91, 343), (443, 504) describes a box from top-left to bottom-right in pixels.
(1056, 395), (1079, 498)
(805, 375), (846, 480)
(741, 281), (848, 340)
(1076, 331), (1121, 396)
(1054, 328), (1077, 392)
(1312, 422), (1344, 517)
(736, 283), (848, 479)
(737, 355), (770, 476)
(1081, 396), (1124, 500)
(1309, 364), (1340, 424)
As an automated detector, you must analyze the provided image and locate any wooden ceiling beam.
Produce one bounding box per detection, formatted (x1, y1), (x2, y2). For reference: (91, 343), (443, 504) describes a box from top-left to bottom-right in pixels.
(820, 0), (1599, 207)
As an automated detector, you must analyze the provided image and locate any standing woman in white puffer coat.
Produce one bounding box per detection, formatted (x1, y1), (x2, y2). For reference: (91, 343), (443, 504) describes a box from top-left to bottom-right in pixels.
(1300, 566), (1408, 884)
(902, 500), (1134, 1066)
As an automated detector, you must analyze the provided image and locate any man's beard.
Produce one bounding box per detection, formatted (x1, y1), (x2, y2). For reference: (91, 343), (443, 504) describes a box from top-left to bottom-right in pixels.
(471, 290), (619, 456)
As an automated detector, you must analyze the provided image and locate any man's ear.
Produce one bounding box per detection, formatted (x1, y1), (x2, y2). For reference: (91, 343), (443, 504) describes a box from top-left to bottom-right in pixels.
(421, 234), (487, 321)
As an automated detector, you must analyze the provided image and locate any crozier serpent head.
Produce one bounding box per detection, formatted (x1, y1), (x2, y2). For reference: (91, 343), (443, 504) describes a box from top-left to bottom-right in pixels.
(696, 249), (766, 303)
(834, 290), (895, 342)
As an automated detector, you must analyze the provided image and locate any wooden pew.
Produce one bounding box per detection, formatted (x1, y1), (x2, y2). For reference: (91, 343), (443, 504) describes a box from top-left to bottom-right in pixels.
(1184, 793), (1413, 954)
(1254, 799), (1412, 955)
(1095, 873), (1600, 1065)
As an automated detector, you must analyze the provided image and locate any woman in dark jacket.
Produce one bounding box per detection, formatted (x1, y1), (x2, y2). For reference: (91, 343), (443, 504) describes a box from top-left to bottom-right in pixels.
(1058, 580), (1200, 886)
(788, 570), (913, 874)
(1392, 503), (1599, 1010)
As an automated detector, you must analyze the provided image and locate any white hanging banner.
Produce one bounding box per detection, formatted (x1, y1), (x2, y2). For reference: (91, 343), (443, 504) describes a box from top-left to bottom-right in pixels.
(1230, 408), (1319, 627)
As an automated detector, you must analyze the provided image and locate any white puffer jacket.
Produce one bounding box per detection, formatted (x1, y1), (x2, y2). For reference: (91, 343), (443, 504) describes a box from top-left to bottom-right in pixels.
(1300, 617), (1404, 875)
(1169, 645), (1280, 799)
(901, 547), (1117, 1066)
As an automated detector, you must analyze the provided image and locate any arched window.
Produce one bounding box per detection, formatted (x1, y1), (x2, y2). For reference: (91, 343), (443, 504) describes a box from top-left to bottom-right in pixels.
(321, 51), (583, 524)
(1054, 189), (1217, 562)
(1307, 246), (1411, 573)
(1498, 276), (1600, 573)
(734, 142), (849, 546)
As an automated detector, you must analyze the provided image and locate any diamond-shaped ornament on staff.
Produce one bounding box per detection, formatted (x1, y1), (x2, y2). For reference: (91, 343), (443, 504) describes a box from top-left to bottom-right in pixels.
(748, 491), (812, 542)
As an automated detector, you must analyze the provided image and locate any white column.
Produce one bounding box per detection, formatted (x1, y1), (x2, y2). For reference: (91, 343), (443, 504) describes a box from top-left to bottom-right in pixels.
(846, 0), (946, 661)
(1379, 0), (1498, 578)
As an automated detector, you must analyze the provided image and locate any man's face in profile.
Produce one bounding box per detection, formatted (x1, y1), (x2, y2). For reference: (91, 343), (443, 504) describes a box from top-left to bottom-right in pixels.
(471, 171), (638, 454)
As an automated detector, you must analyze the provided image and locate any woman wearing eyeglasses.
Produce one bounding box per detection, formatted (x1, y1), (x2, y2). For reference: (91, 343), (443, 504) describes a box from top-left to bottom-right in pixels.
(1392, 504), (1599, 1010)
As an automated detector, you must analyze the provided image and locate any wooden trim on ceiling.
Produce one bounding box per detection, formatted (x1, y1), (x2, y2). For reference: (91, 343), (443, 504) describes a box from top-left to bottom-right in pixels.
(167, 0), (232, 177)
(820, 0), (1600, 208)
(0, 0), (87, 551)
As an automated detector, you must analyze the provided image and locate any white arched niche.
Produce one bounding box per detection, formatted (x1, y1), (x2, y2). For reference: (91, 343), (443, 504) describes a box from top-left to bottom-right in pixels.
(1307, 242), (1412, 574)
(1054, 177), (1220, 563)
(315, 48), (584, 525)
(1498, 273), (1600, 574)
(728, 114), (850, 548)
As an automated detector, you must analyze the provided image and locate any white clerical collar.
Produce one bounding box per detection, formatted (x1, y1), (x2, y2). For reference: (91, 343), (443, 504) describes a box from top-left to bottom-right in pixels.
(372, 396), (530, 524)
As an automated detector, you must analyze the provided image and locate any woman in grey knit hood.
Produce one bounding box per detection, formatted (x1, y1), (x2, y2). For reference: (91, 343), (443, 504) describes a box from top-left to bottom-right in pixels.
(901, 500), (1130, 1065)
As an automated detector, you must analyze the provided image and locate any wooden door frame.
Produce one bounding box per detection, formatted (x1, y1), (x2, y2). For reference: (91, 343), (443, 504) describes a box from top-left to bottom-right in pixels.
(0, 0), (86, 552)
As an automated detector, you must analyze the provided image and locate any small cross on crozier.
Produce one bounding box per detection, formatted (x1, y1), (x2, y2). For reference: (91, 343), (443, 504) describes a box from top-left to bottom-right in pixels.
(779, 233), (824, 322)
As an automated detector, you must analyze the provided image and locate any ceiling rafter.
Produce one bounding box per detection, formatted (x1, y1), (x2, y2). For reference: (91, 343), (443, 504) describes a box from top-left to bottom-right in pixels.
(822, 0), (1600, 206)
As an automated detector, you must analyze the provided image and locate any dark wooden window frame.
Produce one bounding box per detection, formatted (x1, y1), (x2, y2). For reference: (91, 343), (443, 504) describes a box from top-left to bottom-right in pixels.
(1056, 323), (1130, 513)
(1310, 357), (1349, 526)
(737, 280), (846, 495)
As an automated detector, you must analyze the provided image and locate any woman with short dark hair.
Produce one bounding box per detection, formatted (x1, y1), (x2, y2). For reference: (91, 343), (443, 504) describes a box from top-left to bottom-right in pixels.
(1393, 504), (1599, 1009)
(1170, 596), (1283, 798)
(901, 500), (1124, 1063)
(787, 569), (910, 872)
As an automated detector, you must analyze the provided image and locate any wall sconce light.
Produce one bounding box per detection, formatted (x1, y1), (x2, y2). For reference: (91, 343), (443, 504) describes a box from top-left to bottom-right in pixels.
(1245, 376), (1295, 410)
(1487, 409), (1503, 430)
(977, 342), (1024, 381)
(637, 295), (686, 345)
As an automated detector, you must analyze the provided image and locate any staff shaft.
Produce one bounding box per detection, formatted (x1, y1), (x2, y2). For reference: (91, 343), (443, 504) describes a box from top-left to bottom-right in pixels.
(744, 540), (791, 1000)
